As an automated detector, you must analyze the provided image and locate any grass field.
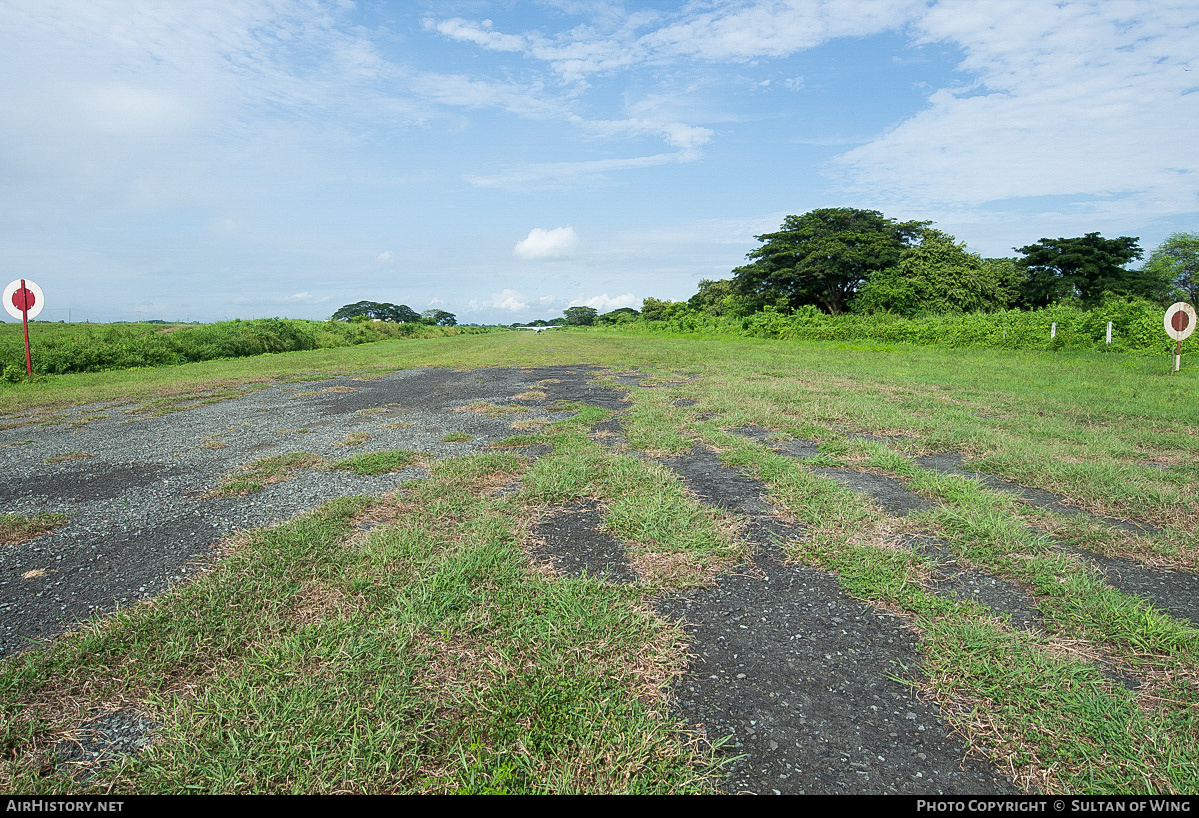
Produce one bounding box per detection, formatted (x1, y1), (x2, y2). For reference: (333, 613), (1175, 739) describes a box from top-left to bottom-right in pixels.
(2, 330), (1197, 793)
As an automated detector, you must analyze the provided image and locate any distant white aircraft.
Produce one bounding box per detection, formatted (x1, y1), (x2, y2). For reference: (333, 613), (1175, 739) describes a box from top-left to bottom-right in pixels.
(513, 325), (563, 333)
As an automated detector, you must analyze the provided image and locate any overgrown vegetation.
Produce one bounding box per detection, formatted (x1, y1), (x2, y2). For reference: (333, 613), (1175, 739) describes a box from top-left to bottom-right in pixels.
(0, 513), (67, 546)
(609, 297), (1193, 355)
(0, 318), (487, 377)
(330, 449), (425, 476)
(207, 453), (325, 497)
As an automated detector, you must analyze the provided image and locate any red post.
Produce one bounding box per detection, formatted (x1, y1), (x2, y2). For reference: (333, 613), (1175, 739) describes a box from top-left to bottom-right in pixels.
(19, 279), (32, 376)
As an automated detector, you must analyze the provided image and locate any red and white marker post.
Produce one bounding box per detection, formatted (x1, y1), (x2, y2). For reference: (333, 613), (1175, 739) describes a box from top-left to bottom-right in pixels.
(3, 279), (45, 376)
(1164, 302), (1197, 374)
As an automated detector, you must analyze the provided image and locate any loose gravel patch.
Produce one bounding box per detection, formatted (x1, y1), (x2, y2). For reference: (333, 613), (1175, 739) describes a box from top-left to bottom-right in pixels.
(0, 367), (614, 657)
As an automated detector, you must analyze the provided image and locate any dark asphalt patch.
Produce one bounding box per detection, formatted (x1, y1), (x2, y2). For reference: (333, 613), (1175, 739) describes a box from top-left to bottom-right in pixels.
(0, 463), (181, 503)
(915, 453), (1158, 535)
(914, 454), (1198, 625)
(650, 444), (1019, 793)
(728, 425), (822, 459)
(528, 500), (637, 585)
(907, 534), (1044, 632)
(813, 468), (940, 517)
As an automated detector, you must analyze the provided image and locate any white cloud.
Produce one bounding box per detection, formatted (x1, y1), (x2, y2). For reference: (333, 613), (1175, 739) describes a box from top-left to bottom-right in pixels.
(429, 1), (921, 80)
(574, 292), (639, 311)
(469, 152), (694, 188)
(514, 226), (580, 259)
(830, 1), (1199, 217)
(468, 289), (530, 312)
(425, 18), (528, 53)
(376, 251), (395, 263)
(433, 1), (1199, 224)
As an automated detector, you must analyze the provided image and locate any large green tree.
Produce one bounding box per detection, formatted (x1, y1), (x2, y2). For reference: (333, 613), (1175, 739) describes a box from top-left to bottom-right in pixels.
(732, 208), (928, 315)
(1015, 233), (1152, 308)
(1144, 232), (1199, 305)
(331, 301), (421, 323)
(562, 306), (598, 326)
(853, 228), (1019, 315)
(687, 278), (749, 316)
(421, 309), (457, 326)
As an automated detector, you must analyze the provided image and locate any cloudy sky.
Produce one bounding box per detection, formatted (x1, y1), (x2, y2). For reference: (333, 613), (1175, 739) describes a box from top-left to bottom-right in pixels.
(2, 1), (1197, 324)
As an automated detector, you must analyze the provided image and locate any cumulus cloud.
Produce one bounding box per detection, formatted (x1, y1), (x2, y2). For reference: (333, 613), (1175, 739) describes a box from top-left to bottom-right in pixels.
(514, 226), (580, 259)
(467, 289), (530, 312)
(575, 293), (639, 311)
(376, 251), (395, 263)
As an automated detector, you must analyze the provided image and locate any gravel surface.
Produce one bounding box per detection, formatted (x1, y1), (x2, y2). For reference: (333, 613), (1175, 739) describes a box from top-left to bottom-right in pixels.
(3, 364), (1191, 792)
(0, 366), (596, 657)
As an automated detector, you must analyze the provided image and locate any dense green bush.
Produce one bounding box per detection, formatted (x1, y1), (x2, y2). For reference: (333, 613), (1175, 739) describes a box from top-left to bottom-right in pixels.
(606, 297), (1192, 356)
(0, 318), (486, 376)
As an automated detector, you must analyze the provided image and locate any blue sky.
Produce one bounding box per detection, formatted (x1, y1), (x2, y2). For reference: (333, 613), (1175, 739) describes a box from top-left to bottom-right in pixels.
(2, 0), (1197, 324)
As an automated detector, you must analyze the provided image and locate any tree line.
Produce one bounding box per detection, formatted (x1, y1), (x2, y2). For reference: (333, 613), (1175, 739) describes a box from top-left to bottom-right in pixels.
(642, 208), (1198, 321)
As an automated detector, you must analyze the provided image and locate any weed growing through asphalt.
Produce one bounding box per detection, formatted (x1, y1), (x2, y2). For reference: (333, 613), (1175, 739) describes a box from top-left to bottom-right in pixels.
(442, 432), (472, 443)
(454, 402), (530, 417)
(330, 449), (425, 476)
(43, 452), (90, 463)
(0, 513), (68, 545)
(206, 452), (325, 497)
(675, 366), (1199, 794)
(335, 432), (370, 447)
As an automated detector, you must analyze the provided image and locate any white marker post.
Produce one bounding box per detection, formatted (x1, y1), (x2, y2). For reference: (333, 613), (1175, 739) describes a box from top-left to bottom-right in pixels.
(4, 279), (45, 376)
(1164, 302), (1197, 374)
(1106, 321), (1113, 347)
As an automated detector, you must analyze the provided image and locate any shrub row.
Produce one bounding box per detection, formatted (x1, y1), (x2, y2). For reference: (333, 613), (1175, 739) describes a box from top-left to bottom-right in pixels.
(608, 299), (1194, 355)
(0, 318), (484, 375)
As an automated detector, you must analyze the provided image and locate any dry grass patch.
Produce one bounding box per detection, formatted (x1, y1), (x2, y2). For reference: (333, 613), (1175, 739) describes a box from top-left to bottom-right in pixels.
(285, 581), (366, 625)
(628, 549), (727, 590)
(1, 513), (68, 546)
(44, 451), (91, 463)
(205, 452), (324, 497)
(514, 390), (547, 400)
(454, 402), (531, 417)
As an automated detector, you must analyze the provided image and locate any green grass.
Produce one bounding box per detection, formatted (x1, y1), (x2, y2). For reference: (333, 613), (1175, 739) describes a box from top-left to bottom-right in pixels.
(0, 458), (718, 793)
(330, 449), (425, 476)
(207, 453), (325, 497)
(1, 329), (1197, 793)
(0, 513), (68, 546)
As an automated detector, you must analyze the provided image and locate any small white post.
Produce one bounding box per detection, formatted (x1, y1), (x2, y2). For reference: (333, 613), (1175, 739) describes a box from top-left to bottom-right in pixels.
(1051, 322), (1056, 339)
(1106, 321), (1112, 346)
